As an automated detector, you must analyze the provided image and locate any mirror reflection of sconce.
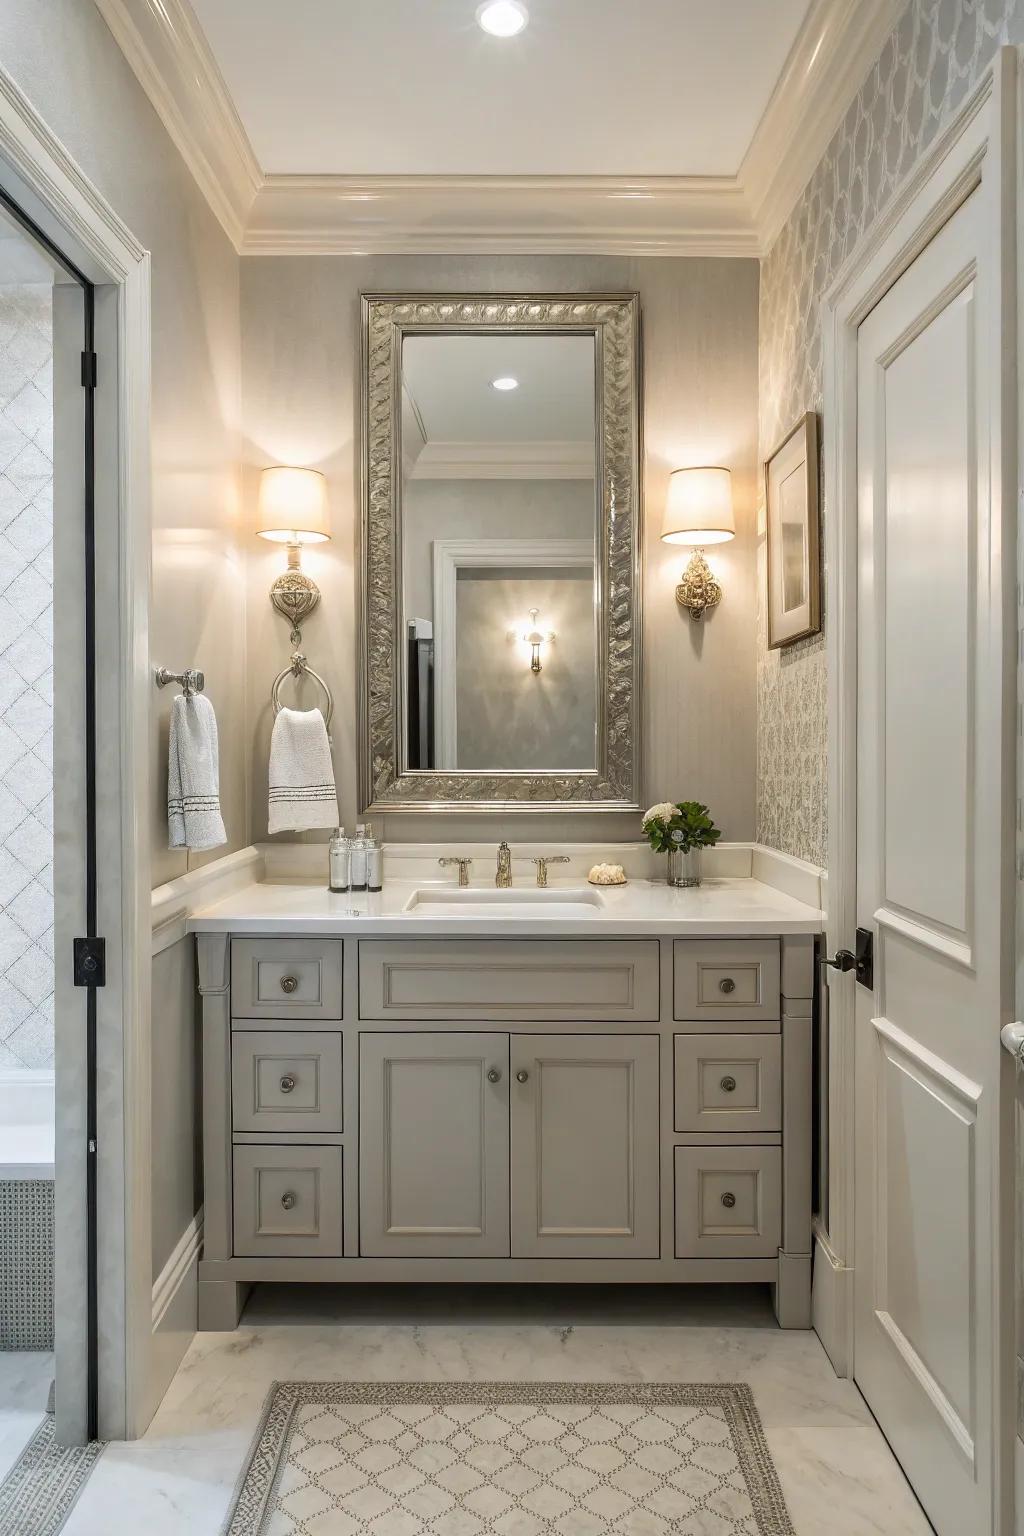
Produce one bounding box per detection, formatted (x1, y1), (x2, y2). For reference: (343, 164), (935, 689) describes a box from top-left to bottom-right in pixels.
(509, 608), (555, 673)
(661, 466), (735, 620)
(256, 466), (331, 644)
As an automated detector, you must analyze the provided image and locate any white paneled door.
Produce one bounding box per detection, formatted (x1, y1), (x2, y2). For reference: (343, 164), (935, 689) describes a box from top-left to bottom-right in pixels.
(853, 184), (1014, 1535)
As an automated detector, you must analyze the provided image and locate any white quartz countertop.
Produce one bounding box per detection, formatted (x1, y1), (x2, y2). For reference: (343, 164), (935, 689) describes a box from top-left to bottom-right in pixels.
(186, 876), (825, 937)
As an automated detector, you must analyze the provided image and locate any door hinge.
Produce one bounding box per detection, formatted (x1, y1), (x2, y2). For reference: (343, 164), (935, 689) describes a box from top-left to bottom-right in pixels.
(73, 936), (106, 987)
(81, 350), (97, 388)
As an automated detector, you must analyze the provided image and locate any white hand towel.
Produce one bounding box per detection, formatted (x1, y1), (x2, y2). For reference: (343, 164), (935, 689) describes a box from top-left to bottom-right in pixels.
(268, 706), (339, 833)
(167, 692), (227, 851)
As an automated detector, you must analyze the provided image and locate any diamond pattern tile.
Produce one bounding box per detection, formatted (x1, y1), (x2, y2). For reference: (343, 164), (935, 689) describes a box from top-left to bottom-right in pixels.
(0, 283), (53, 1069)
(757, 0), (1023, 867)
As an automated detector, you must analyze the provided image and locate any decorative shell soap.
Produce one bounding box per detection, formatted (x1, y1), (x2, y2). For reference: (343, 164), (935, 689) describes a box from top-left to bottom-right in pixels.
(587, 862), (627, 886)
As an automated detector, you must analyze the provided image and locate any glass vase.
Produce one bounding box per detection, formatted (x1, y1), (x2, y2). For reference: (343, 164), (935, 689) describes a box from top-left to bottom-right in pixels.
(666, 848), (701, 888)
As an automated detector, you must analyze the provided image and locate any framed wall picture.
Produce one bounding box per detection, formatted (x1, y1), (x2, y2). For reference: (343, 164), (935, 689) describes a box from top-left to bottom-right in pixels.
(765, 412), (821, 648)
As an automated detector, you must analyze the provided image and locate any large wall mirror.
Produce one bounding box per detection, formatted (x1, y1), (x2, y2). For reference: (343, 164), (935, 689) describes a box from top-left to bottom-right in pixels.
(360, 294), (641, 812)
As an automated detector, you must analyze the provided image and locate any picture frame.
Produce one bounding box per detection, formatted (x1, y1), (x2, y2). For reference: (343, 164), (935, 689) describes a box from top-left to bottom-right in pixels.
(765, 411), (821, 648)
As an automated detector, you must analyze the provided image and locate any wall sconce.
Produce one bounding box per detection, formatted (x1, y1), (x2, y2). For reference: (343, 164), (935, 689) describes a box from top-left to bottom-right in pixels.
(524, 608), (553, 672)
(256, 466), (331, 644)
(661, 466), (735, 620)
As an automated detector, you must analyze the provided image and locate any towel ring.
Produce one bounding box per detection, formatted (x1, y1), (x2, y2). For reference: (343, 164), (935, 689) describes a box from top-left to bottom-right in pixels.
(271, 652), (334, 730)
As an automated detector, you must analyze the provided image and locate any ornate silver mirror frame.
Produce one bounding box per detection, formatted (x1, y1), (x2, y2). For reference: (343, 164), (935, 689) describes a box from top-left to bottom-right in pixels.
(359, 293), (642, 812)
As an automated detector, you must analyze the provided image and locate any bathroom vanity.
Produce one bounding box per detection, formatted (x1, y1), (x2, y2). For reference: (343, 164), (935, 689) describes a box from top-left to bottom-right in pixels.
(191, 863), (822, 1331)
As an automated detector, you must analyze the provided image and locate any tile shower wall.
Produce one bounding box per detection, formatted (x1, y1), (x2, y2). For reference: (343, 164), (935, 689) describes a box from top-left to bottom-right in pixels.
(757, 0), (1021, 868)
(0, 285), (53, 1070)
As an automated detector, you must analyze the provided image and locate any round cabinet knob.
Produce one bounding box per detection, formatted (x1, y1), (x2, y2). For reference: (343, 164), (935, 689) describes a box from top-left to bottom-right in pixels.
(516, 1069), (530, 1084)
(721, 1191), (737, 1209)
(280, 1191), (296, 1211)
(280, 974), (299, 995)
(279, 1074), (296, 1094)
(718, 977), (736, 995)
(720, 1075), (737, 1093)
(486, 1067), (502, 1084)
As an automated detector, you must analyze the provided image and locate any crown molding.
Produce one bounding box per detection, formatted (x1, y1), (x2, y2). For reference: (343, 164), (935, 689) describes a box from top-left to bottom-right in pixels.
(740, 0), (908, 251)
(93, 0), (261, 248)
(243, 174), (759, 256)
(96, 0), (905, 257)
(409, 440), (596, 480)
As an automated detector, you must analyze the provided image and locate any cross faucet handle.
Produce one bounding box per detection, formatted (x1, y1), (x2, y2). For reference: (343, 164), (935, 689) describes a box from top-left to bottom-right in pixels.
(531, 855), (570, 888)
(439, 856), (473, 887)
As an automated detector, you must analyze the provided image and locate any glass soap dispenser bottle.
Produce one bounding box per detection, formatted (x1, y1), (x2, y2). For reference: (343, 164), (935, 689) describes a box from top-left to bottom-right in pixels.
(328, 827), (350, 893)
(350, 823), (368, 892)
(365, 821), (383, 892)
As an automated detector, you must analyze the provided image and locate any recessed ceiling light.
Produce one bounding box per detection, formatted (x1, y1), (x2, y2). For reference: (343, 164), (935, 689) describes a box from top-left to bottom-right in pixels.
(491, 376), (519, 391)
(476, 1), (529, 38)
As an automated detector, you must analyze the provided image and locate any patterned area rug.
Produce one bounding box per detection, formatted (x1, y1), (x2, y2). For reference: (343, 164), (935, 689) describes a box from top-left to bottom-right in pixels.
(0, 1415), (104, 1536)
(225, 1381), (794, 1535)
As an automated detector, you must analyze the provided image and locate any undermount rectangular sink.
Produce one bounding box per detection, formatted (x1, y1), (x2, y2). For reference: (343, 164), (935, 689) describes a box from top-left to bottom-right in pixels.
(403, 886), (604, 919)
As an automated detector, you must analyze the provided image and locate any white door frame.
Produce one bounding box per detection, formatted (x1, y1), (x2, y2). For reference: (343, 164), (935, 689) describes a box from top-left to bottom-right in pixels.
(0, 69), (153, 1441)
(430, 538), (594, 769)
(821, 47), (1018, 1520)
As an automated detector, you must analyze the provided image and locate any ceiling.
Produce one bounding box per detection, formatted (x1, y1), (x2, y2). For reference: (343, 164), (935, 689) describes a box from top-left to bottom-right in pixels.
(95, 0), (905, 254)
(188, 0), (810, 178)
(403, 336), (595, 443)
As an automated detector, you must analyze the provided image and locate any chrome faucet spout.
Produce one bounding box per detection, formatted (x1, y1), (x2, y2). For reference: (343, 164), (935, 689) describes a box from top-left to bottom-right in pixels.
(496, 841), (512, 888)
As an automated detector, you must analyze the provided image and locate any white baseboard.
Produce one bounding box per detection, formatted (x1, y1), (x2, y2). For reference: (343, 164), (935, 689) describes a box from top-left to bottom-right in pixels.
(143, 1208), (203, 1428)
(152, 1206), (203, 1329)
(811, 1224), (853, 1377)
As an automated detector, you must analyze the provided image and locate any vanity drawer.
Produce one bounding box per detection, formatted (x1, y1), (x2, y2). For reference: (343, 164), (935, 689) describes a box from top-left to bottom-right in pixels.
(674, 1034), (781, 1134)
(232, 1144), (342, 1257)
(358, 939), (660, 1022)
(674, 1145), (781, 1258)
(231, 1030), (343, 1134)
(673, 939), (780, 1028)
(232, 939), (343, 1021)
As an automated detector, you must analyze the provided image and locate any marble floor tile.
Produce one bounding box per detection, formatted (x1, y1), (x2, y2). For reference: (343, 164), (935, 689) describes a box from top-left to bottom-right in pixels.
(0, 1350), (52, 1481)
(61, 1286), (930, 1536)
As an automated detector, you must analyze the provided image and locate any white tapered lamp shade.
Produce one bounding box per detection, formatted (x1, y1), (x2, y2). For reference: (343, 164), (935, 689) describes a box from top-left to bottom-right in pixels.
(256, 466), (330, 544)
(661, 466), (735, 546)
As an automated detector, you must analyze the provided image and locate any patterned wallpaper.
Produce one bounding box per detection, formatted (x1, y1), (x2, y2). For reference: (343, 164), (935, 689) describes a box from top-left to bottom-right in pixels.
(0, 286), (53, 1071)
(757, 0), (1021, 868)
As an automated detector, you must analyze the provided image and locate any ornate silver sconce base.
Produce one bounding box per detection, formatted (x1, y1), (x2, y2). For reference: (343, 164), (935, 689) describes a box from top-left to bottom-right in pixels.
(675, 550), (722, 621)
(270, 568), (321, 646)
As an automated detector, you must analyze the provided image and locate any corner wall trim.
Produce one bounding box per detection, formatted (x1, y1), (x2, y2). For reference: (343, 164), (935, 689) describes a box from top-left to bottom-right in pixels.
(152, 1208), (204, 1330)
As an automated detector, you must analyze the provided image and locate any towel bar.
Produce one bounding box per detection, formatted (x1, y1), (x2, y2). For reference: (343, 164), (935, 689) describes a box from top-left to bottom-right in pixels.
(271, 651), (333, 730)
(155, 667), (205, 695)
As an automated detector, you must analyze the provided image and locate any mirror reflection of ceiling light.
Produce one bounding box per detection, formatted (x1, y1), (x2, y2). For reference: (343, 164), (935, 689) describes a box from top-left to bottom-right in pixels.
(476, 0), (529, 37)
(490, 376), (519, 391)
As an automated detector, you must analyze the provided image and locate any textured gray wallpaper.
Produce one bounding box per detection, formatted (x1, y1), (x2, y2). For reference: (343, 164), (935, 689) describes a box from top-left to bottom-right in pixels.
(757, 0), (1020, 867)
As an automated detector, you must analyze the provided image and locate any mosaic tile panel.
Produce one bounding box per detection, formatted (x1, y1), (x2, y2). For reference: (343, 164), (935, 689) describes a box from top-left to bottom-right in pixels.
(0, 1179), (54, 1350)
(0, 285), (53, 1069)
(757, 0), (1023, 868)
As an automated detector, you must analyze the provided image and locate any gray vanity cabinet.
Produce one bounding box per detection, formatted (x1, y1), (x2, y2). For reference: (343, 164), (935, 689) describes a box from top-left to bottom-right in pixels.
(359, 1032), (510, 1257)
(195, 929), (814, 1333)
(509, 1034), (660, 1259)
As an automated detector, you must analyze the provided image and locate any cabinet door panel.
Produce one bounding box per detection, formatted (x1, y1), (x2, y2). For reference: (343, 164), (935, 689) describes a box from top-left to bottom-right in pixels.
(510, 1034), (659, 1258)
(360, 1031), (509, 1257)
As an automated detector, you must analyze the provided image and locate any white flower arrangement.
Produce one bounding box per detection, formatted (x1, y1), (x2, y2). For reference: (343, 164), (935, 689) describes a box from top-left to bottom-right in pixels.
(642, 802), (677, 827)
(641, 800), (722, 856)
